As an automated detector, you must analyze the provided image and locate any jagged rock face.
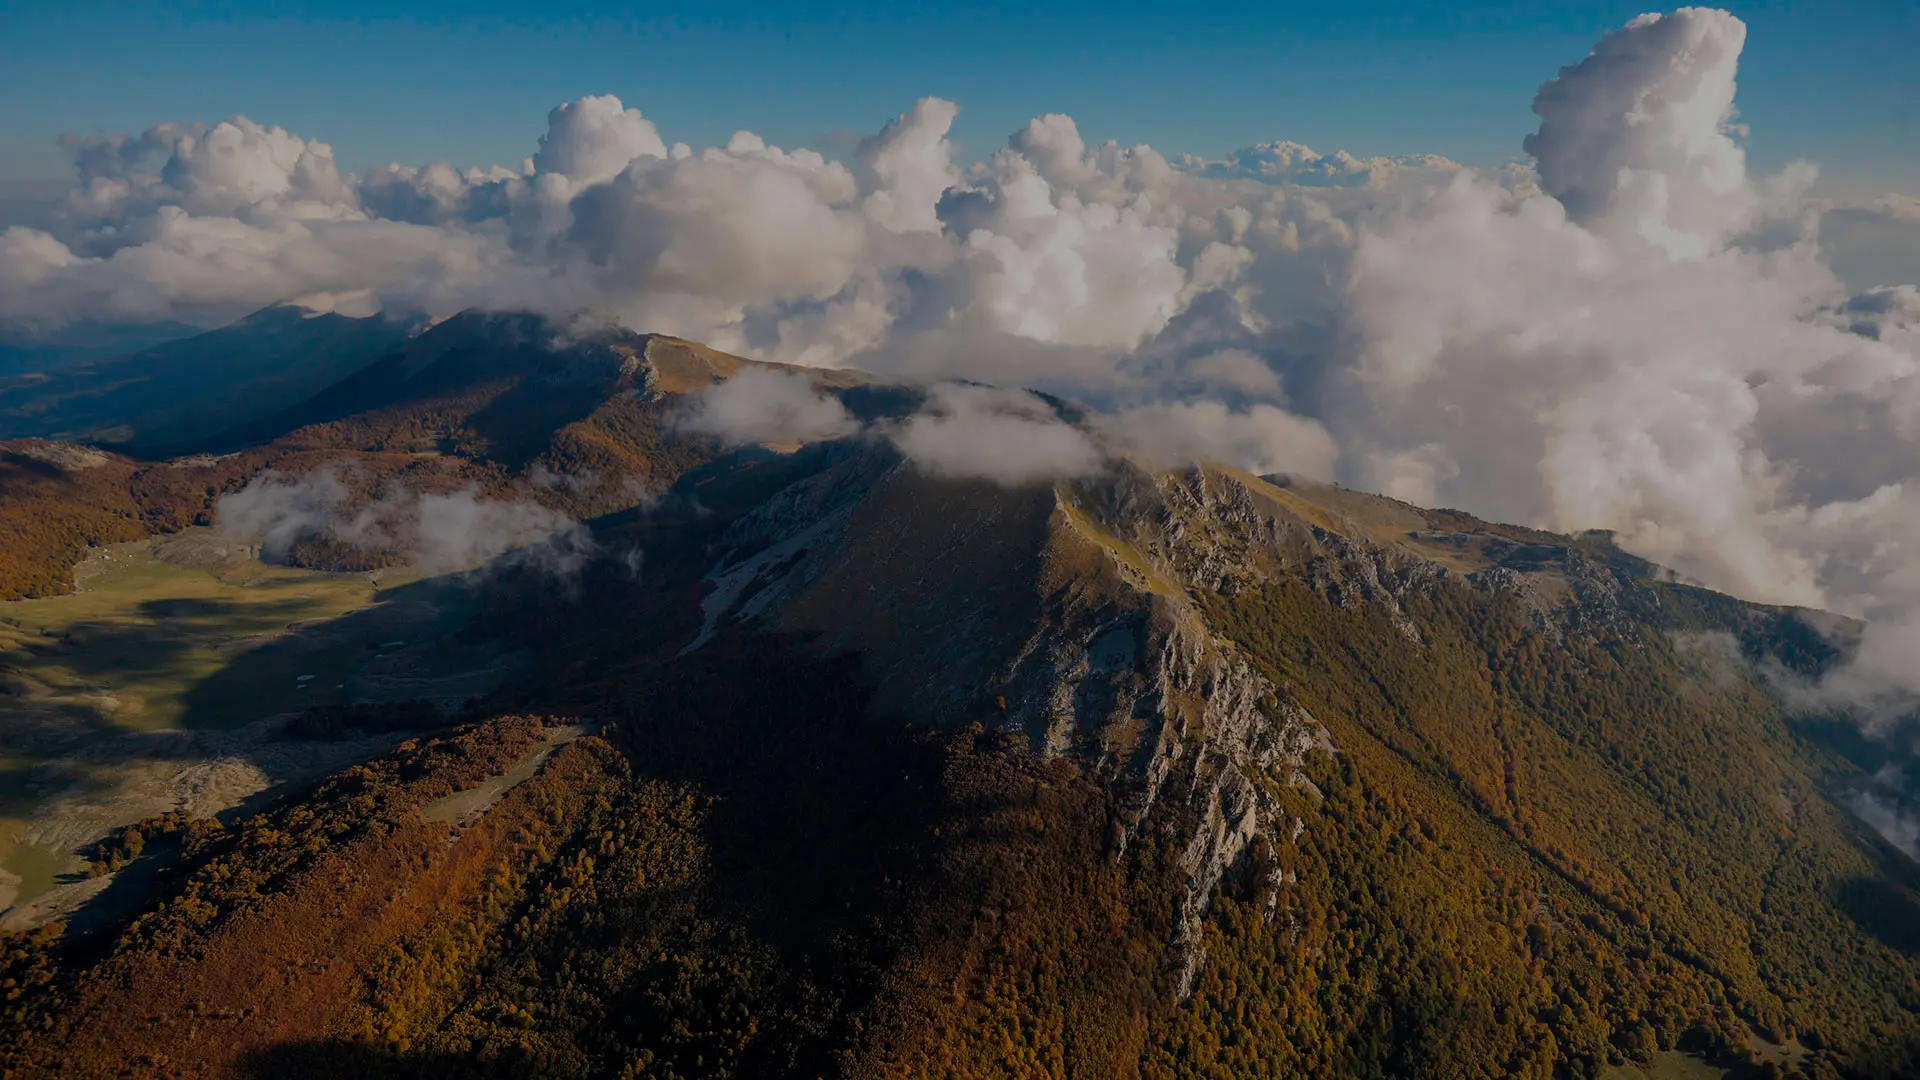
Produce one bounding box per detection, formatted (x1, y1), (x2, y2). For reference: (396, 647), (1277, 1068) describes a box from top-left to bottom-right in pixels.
(1124, 613), (1327, 998)
(686, 456), (1366, 995)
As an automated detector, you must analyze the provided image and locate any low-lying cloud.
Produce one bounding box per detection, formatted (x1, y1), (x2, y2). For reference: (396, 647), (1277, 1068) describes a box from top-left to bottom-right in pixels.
(1850, 773), (1920, 860)
(890, 384), (1104, 486)
(677, 366), (860, 447)
(1106, 400), (1337, 479)
(677, 372), (1105, 486)
(217, 467), (594, 577)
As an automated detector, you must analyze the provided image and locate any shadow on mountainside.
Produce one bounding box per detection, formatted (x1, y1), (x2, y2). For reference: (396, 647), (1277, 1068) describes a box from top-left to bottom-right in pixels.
(1837, 874), (1920, 957)
(212, 617), (1147, 1080)
(1, 576), (471, 762)
(0, 437), (819, 930)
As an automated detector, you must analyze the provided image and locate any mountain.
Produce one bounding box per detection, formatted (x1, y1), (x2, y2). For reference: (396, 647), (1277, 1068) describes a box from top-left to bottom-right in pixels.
(0, 320), (203, 379)
(2, 321), (1918, 1080)
(0, 321), (666, 602)
(0, 311), (750, 598)
(193, 310), (687, 461)
(0, 307), (417, 450)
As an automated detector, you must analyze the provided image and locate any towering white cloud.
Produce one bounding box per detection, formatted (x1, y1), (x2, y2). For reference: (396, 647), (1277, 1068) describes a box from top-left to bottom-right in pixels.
(1010, 114), (1094, 188)
(1339, 8), (1920, 752)
(941, 151), (1188, 348)
(531, 95), (668, 188)
(855, 98), (961, 232)
(566, 136), (869, 329)
(1522, 7), (1753, 255)
(162, 118), (359, 218)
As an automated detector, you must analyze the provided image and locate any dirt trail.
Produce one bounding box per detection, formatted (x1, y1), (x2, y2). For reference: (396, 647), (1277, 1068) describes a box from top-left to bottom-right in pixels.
(422, 723), (593, 827)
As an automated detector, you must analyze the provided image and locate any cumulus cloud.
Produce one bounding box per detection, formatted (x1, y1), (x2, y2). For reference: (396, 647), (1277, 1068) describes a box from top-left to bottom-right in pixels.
(891, 384), (1103, 486)
(1522, 8), (1754, 255)
(1819, 196), (1920, 293)
(0, 89), (1346, 367)
(1340, 10), (1918, 616)
(855, 98), (961, 233)
(216, 467), (593, 577)
(678, 365), (861, 446)
(938, 149), (1188, 348)
(532, 95), (667, 188)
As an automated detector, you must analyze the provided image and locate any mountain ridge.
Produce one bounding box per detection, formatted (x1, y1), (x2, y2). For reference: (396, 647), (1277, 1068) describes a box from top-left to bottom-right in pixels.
(1, 317), (1916, 1079)
(0, 307), (419, 451)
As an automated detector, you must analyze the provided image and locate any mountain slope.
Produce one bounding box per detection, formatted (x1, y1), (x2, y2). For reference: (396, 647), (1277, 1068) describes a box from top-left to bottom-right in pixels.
(2, 341), (1917, 1080)
(0, 320), (202, 379)
(0, 314), (777, 598)
(0, 308), (416, 450)
(587, 450), (1913, 1076)
(191, 312), (812, 520)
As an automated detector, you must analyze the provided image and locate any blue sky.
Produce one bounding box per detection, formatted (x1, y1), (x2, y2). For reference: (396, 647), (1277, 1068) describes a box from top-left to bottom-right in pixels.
(2, 0), (1915, 199)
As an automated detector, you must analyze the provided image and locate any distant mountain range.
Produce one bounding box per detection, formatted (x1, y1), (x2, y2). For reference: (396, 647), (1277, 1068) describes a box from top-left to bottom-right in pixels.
(1, 314), (1917, 1079)
(0, 307), (418, 451)
(0, 319), (203, 378)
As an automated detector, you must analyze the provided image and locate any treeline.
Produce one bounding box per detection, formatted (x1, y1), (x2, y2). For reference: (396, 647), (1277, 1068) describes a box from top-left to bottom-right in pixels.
(283, 699), (444, 741)
(0, 439), (424, 597)
(0, 633), (1187, 1080)
(78, 809), (221, 878)
(0, 447), (149, 598)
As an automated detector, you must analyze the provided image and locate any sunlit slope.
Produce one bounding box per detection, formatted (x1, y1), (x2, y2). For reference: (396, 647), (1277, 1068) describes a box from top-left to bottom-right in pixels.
(697, 458), (1913, 1076)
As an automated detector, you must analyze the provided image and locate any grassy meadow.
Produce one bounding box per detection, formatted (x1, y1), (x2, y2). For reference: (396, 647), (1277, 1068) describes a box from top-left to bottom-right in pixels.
(0, 531), (398, 734)
(0, 531), (411, 918)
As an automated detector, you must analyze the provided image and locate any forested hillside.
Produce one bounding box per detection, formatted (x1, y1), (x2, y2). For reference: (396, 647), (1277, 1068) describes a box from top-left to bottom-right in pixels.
(3, 329), (1918, 1080)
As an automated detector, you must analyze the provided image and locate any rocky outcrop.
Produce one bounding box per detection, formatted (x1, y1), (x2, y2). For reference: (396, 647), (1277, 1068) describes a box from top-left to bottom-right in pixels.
(985, 470), (1351, 997)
